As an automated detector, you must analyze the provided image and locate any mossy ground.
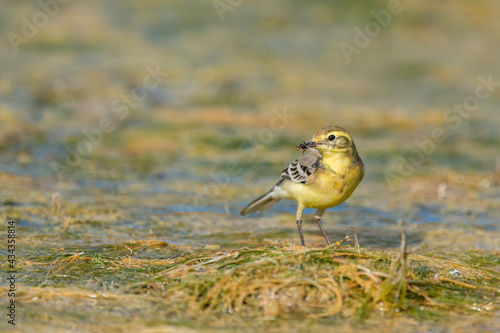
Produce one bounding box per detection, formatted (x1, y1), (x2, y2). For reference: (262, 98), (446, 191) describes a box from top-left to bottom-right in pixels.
(2, 234), (499, 332)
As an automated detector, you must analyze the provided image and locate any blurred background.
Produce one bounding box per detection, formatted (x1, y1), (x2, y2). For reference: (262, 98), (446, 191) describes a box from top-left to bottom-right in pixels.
(1, 0), (500, 331)
(0, 0), (499, 250)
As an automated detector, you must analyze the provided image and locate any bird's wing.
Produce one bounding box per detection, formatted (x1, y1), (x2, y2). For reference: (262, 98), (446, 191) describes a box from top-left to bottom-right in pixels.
(280, 150), (322, 184)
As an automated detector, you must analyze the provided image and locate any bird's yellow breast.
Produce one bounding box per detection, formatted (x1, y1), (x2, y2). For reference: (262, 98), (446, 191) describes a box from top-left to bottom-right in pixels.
(282, 152), (364, 209)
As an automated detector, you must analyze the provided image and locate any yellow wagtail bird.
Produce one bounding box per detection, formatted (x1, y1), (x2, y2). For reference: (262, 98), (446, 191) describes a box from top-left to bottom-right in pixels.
(241, 125), (365, 246)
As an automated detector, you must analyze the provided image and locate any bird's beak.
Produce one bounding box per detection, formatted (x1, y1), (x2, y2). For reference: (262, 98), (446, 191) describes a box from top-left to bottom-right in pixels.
(304, 141), (318, 147)
(297, 140), (319, 151)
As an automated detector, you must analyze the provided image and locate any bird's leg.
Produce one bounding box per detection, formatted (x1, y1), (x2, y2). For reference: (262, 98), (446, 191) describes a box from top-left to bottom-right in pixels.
(314, 209), (331, 245)
(296, 220), (305, 246)
(296, 204), (305, 246)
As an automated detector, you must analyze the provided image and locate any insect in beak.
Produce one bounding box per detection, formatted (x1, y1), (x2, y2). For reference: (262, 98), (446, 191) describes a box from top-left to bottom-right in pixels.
(296, 141), (321, 157)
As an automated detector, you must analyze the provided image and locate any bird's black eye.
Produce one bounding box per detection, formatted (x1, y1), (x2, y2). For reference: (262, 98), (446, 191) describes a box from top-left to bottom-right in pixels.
(328, 134), (336, 141)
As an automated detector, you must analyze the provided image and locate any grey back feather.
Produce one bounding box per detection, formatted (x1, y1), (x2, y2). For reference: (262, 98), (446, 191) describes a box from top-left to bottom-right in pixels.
(280, 150), (322, 184)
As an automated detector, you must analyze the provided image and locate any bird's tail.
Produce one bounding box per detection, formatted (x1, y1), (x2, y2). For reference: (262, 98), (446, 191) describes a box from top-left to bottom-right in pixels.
(240, 185), (282, 216)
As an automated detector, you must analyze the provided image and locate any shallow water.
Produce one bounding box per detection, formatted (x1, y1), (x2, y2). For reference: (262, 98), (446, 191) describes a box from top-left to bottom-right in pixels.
(1, 0), (499, 332)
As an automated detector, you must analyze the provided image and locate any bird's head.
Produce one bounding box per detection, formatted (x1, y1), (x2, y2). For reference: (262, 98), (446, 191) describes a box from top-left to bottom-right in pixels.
(300, 125), (356, 155)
